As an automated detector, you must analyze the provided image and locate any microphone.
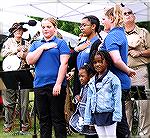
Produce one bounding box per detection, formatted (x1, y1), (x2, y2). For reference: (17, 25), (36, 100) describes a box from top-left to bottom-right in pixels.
(19, 20), (37, 26)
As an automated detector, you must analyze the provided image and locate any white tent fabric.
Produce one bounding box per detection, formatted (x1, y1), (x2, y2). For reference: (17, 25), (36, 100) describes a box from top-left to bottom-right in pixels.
(0, 0), (150, 23)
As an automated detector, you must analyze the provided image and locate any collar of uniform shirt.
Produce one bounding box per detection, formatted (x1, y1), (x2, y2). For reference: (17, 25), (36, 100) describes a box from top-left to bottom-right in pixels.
(125, 25), (139, 35)
(41, 35), (56, 42)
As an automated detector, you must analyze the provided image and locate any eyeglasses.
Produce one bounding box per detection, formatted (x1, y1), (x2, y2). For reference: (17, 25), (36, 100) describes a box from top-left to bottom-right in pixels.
(79, 24), (91, 28)
(123, 11), (133, 16)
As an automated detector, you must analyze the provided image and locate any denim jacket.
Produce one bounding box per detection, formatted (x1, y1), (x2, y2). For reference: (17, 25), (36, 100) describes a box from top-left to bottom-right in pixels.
(84, 71), (122, 125)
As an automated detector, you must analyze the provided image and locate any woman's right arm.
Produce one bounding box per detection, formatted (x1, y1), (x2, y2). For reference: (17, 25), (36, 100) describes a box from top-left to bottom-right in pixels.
(26, 46), (44, 65)
(26, 42), (56, 65)
(74, 40), (91, 52)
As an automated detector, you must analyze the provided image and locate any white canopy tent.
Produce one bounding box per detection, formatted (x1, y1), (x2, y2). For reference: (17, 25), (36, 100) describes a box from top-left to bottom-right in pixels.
(0, 0), (149, 47)
(0, 0), (150, 23)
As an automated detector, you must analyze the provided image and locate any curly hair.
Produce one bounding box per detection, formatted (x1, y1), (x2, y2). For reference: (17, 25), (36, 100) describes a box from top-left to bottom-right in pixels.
(79, 63), (95, 77)
(90, 50), (113, 71)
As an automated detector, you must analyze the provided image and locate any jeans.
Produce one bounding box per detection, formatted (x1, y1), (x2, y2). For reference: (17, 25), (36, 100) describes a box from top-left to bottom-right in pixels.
(34, 84), (67, 138)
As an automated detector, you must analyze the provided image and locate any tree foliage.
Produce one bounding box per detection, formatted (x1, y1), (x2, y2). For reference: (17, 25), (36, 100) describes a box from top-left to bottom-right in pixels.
(30, 16), (150, 36)
(57, 20), (81, 36)
(137, 21), (150, 32)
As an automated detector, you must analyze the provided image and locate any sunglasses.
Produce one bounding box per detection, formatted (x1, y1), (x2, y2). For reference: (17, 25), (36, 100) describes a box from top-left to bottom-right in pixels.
(123, 11), (133, 16)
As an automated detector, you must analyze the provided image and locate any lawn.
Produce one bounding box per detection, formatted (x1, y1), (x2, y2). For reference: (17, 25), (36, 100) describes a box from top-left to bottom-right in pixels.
(0, 117), (84, 138)
(0, 92), (140, 138)
(0, 92), (84, 138)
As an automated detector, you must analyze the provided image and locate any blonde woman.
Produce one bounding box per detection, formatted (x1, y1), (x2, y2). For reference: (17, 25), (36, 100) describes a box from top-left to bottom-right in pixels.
(26, 17), (70, 138)
(100, 5), (136, 138)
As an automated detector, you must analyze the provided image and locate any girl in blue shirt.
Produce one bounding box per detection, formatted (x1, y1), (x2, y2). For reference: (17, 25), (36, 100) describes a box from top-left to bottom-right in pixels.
(26, 17), (70, 138)
(67, 15), (102, 97)
(100, 4), (136, 138)
(69, 64), (98, 138)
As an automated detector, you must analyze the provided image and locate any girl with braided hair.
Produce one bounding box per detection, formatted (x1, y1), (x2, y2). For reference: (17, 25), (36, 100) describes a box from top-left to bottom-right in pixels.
(67, 15), (102, 99)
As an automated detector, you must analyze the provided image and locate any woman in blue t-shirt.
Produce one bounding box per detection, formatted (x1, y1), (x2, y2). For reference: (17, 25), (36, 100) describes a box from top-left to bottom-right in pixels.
(67, 15), (101, 138)
(26, 17), (70, 138)
(100, 4), (136, 138)
(67, 15), (102, 99)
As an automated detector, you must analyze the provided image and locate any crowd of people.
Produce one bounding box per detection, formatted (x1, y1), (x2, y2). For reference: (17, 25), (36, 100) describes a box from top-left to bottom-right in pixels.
(0, 3), (150, 138)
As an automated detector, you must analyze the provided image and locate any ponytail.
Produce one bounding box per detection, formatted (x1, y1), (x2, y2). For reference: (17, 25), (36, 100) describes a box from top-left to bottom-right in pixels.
(105, 4), (123, 27)
(114, 4), (123, 27)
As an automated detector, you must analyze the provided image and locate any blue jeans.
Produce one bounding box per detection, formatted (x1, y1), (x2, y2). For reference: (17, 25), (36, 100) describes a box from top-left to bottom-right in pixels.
(34, 84), (67, 138)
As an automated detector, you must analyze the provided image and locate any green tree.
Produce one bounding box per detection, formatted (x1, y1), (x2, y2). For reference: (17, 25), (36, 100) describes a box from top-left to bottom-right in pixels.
(29, 16), (150, 35)
(137, 21), (150, 32)
(30, 16), (81, 36)
(57, 20), (80, 36)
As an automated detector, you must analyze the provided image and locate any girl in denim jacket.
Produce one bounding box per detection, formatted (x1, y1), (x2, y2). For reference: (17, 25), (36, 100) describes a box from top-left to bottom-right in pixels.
(84, 50), (122, 138)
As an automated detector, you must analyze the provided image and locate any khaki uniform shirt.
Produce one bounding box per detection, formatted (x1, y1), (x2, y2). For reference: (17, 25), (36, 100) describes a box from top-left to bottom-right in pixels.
(1, 37), (29, 58)
(126, 25), (150, 67)
(1, 37), (30, 69)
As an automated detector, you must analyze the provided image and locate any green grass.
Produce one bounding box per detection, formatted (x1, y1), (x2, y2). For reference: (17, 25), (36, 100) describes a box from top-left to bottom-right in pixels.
(0, 91), (141, 138)
(0, 92), (84, 138)
(0, 117), (84, 138)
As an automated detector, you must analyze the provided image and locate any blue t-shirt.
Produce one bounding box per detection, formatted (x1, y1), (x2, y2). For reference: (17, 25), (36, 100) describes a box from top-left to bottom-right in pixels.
(77, 36), (99, 70)
(29, 36), (70, 88)
(101, 27), (131, 90)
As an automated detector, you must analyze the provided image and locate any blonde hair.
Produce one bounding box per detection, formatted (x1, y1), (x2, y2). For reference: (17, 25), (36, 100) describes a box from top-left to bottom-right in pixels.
(42, 17), (57, 28)
(105, 4), (123, 27)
